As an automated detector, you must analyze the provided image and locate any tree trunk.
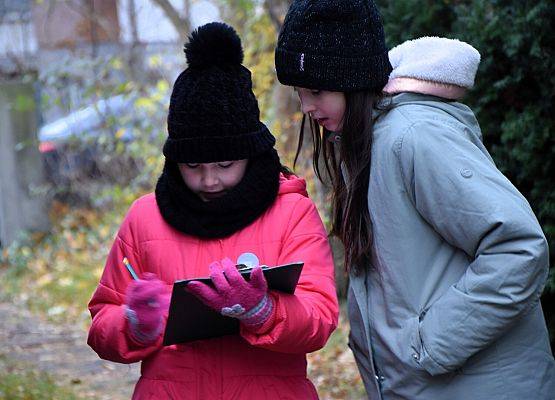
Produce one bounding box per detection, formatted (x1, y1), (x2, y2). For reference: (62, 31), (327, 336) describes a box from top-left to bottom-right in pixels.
(264, 0), (290, 32)
(0, 79), (50, 248)
(124, 0), (146, 82)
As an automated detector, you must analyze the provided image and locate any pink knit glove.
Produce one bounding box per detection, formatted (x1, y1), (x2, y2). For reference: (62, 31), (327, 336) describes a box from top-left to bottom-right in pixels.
(186, 258), (274, 327)
(125, 273), (170, 344)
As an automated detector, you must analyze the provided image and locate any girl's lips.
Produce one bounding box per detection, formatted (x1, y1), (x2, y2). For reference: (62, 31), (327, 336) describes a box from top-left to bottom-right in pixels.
(316, 118), (329, 126)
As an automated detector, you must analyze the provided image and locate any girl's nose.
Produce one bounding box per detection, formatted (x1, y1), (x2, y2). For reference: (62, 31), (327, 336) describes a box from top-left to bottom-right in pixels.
(299, 94), (316, 115)
(300, 100), (316, 115)
(201, 169), (219, 188)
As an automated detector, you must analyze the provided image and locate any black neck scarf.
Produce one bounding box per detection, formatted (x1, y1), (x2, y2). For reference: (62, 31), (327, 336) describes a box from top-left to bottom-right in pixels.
(155, 149), (281, 239)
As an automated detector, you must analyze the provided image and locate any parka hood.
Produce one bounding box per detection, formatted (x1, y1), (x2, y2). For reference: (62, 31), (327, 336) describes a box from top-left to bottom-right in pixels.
(278, 173), (308, 197)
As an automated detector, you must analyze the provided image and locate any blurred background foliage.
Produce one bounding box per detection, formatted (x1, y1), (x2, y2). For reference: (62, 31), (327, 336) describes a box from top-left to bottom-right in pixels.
(0, 0), (553, 398)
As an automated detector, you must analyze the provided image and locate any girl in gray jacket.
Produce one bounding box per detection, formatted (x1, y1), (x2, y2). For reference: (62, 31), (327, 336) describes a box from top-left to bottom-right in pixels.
(274, 1), (555, 399)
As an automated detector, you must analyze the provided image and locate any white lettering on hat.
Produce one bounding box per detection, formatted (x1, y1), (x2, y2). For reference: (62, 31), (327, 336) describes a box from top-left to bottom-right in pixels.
(300, 53), (305, 71)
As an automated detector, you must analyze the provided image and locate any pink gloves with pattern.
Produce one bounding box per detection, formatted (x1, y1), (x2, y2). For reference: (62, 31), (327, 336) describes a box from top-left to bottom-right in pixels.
(124, 273), (170, 344)
(186, 258), (274, 328)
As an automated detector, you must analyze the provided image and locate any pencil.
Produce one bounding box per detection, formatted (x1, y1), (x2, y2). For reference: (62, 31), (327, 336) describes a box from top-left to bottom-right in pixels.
(122, 257), (139, 280)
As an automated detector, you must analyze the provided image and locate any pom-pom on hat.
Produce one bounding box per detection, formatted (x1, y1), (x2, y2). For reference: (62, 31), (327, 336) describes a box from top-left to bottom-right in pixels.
(164, 22), (275, 163)
(184, 22), (243, 69)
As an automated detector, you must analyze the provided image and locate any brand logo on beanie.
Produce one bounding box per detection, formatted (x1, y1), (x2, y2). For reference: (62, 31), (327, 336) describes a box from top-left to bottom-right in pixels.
(299, 53), (305, 71)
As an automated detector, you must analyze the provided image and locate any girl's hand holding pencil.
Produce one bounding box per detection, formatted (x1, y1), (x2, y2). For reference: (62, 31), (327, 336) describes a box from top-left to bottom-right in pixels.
(123, 258), (170, 344)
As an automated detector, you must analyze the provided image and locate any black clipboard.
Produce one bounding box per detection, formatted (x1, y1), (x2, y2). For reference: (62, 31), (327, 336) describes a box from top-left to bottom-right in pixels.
(163, 262), (303, 345)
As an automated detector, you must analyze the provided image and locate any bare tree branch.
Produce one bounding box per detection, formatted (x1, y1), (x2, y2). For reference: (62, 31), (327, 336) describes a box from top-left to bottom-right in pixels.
(263, 0), (291, 31)
(150, 0), (191, 42)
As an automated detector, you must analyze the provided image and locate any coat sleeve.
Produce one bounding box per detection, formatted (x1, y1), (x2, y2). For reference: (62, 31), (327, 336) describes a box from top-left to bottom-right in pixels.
(397, 119), (549, 375)
(240, 196), (339, 353)
(87, 208), (165, 363)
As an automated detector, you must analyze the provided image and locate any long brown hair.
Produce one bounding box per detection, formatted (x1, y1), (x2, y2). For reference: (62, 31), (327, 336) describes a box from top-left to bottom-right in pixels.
(294, 91), (383, 271)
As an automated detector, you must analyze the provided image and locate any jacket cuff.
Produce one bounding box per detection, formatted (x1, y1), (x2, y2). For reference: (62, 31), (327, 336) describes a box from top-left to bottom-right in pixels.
(240, 292), (277, 335)
(409, 315), (451, 376)
(124, 305), (163, 346)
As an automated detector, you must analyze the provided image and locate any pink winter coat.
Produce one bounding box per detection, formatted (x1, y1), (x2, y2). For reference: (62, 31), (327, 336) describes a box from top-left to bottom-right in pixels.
(87, 174), (339, 399)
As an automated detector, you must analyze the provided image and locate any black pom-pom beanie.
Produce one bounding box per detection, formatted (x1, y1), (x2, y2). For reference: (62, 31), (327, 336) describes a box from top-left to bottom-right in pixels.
(164, 22), (276, 163)
(275, 0), (392, 92)
(156, 22), (281, 239)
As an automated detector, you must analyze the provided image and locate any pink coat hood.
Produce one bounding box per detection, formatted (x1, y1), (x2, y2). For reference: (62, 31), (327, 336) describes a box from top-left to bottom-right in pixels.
(277, 172), (309, 196)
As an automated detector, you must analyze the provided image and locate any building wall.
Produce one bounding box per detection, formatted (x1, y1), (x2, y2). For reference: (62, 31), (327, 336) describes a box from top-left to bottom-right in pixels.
(32, 0), (120, 49)
(0, 0), (37, 60)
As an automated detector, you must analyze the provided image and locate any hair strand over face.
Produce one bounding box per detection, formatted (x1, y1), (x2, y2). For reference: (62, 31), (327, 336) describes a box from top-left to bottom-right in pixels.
(295, 91), (384, 272)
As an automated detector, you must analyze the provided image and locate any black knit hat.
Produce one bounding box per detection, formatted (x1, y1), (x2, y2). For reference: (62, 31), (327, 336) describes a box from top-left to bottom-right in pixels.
(164, 22), (276, 163)
(275, 0), (392, 92)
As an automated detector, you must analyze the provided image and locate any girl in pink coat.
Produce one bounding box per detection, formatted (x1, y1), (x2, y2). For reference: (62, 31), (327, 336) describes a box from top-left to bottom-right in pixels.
(87, 22), (339, 399)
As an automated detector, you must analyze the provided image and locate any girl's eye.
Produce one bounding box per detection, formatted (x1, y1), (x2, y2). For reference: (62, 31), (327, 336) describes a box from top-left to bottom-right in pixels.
(185, 163), (199, 169)
(217, 162), (233, 169)
(311, 90), (321, 96)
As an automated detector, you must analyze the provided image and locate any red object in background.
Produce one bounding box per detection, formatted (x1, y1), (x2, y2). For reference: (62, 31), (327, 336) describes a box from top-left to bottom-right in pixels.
(39, 141), (56, 153)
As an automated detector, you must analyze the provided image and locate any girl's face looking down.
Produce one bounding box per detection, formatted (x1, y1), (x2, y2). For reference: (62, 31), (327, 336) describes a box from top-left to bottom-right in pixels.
(295, 88), (346, 132)
(178, 160), (248, 202)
